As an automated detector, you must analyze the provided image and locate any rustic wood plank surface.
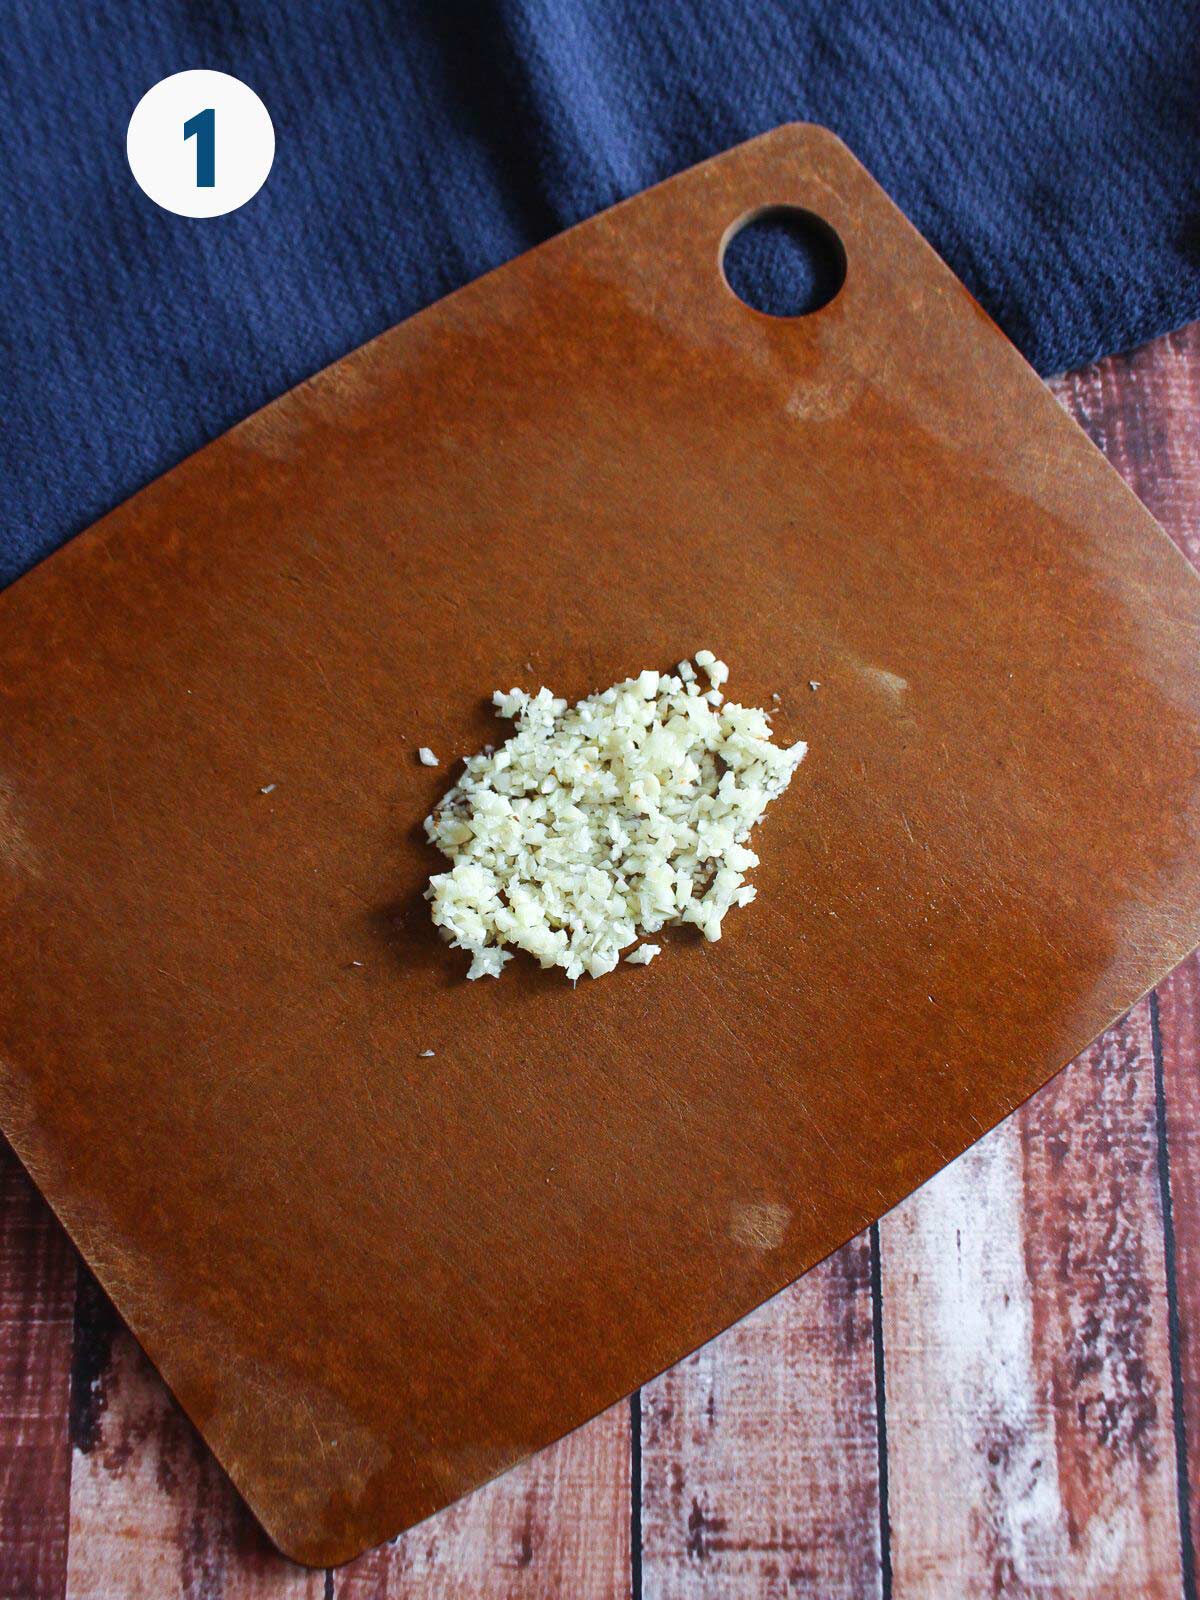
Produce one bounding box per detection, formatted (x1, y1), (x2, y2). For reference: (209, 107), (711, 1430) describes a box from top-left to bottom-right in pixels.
(0, 1141), (74, 1600)
(1097, 322), (1200, 1600)
(881, 1001), (1182, 1597)
(639, 1236), (883, 1599)
(0, 320), (1197, 1597)
(334, 1401), (630, 1600)
(1155, 955), (1200, 1596)
(63, 1271), (321, 1600)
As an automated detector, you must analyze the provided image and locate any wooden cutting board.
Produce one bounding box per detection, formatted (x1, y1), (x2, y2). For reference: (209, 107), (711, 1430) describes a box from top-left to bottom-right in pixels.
(3, 123), (1200, 1567)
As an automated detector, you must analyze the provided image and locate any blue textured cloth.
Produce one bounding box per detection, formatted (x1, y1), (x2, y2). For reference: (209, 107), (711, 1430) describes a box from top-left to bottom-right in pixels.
(3, 1), (1198, 586)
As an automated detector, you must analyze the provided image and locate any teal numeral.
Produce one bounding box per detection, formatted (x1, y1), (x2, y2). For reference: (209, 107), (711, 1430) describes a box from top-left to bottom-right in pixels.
(183, 107), (215, 188)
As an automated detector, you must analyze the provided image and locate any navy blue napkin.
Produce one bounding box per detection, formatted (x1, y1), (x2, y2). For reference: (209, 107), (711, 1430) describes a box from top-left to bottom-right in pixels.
(3, 0), (1197, 584)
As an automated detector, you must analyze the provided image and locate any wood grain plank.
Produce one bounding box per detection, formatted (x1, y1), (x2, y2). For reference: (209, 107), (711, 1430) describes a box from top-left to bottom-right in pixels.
(1157, 953), (1200, 1589)
(64, 1270), (322, 1600)
(1048, 323), (1200, 569)
(0, 1141), (75, 1600)
(881, 1000), (1183, 1597)
(1088, 318), (1200, 1589)
(333, 1399), (629, 1600)
(639, 1234), (882, 1600)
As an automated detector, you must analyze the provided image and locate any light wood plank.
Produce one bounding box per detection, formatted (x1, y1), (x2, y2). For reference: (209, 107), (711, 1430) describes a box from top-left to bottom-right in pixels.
(1157, 951), (1200, 1581)
(881, 1000), (1183, 1598)
(64, 1272), (322, 1600)
(639, 1235), (882, 1600)
(334, 1400), (630, 1599)
(1048, 324), (1200, 569)
(0, 1142), (74, 1600)
(1096, 317), (1200, 1584)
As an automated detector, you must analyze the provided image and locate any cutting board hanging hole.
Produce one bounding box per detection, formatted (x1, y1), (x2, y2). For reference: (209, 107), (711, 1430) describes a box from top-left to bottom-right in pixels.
(720, 204), (846, 317)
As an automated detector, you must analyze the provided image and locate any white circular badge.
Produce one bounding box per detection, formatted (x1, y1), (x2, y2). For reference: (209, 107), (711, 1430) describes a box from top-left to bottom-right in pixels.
(127, 70), (274, 218)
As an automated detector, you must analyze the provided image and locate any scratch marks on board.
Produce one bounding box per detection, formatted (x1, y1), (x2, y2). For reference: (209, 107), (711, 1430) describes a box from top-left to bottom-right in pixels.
(0, 776), (40, 879)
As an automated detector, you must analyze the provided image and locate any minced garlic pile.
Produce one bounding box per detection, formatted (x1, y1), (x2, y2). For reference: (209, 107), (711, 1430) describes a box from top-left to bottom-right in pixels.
(424, 653), (806, 981)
